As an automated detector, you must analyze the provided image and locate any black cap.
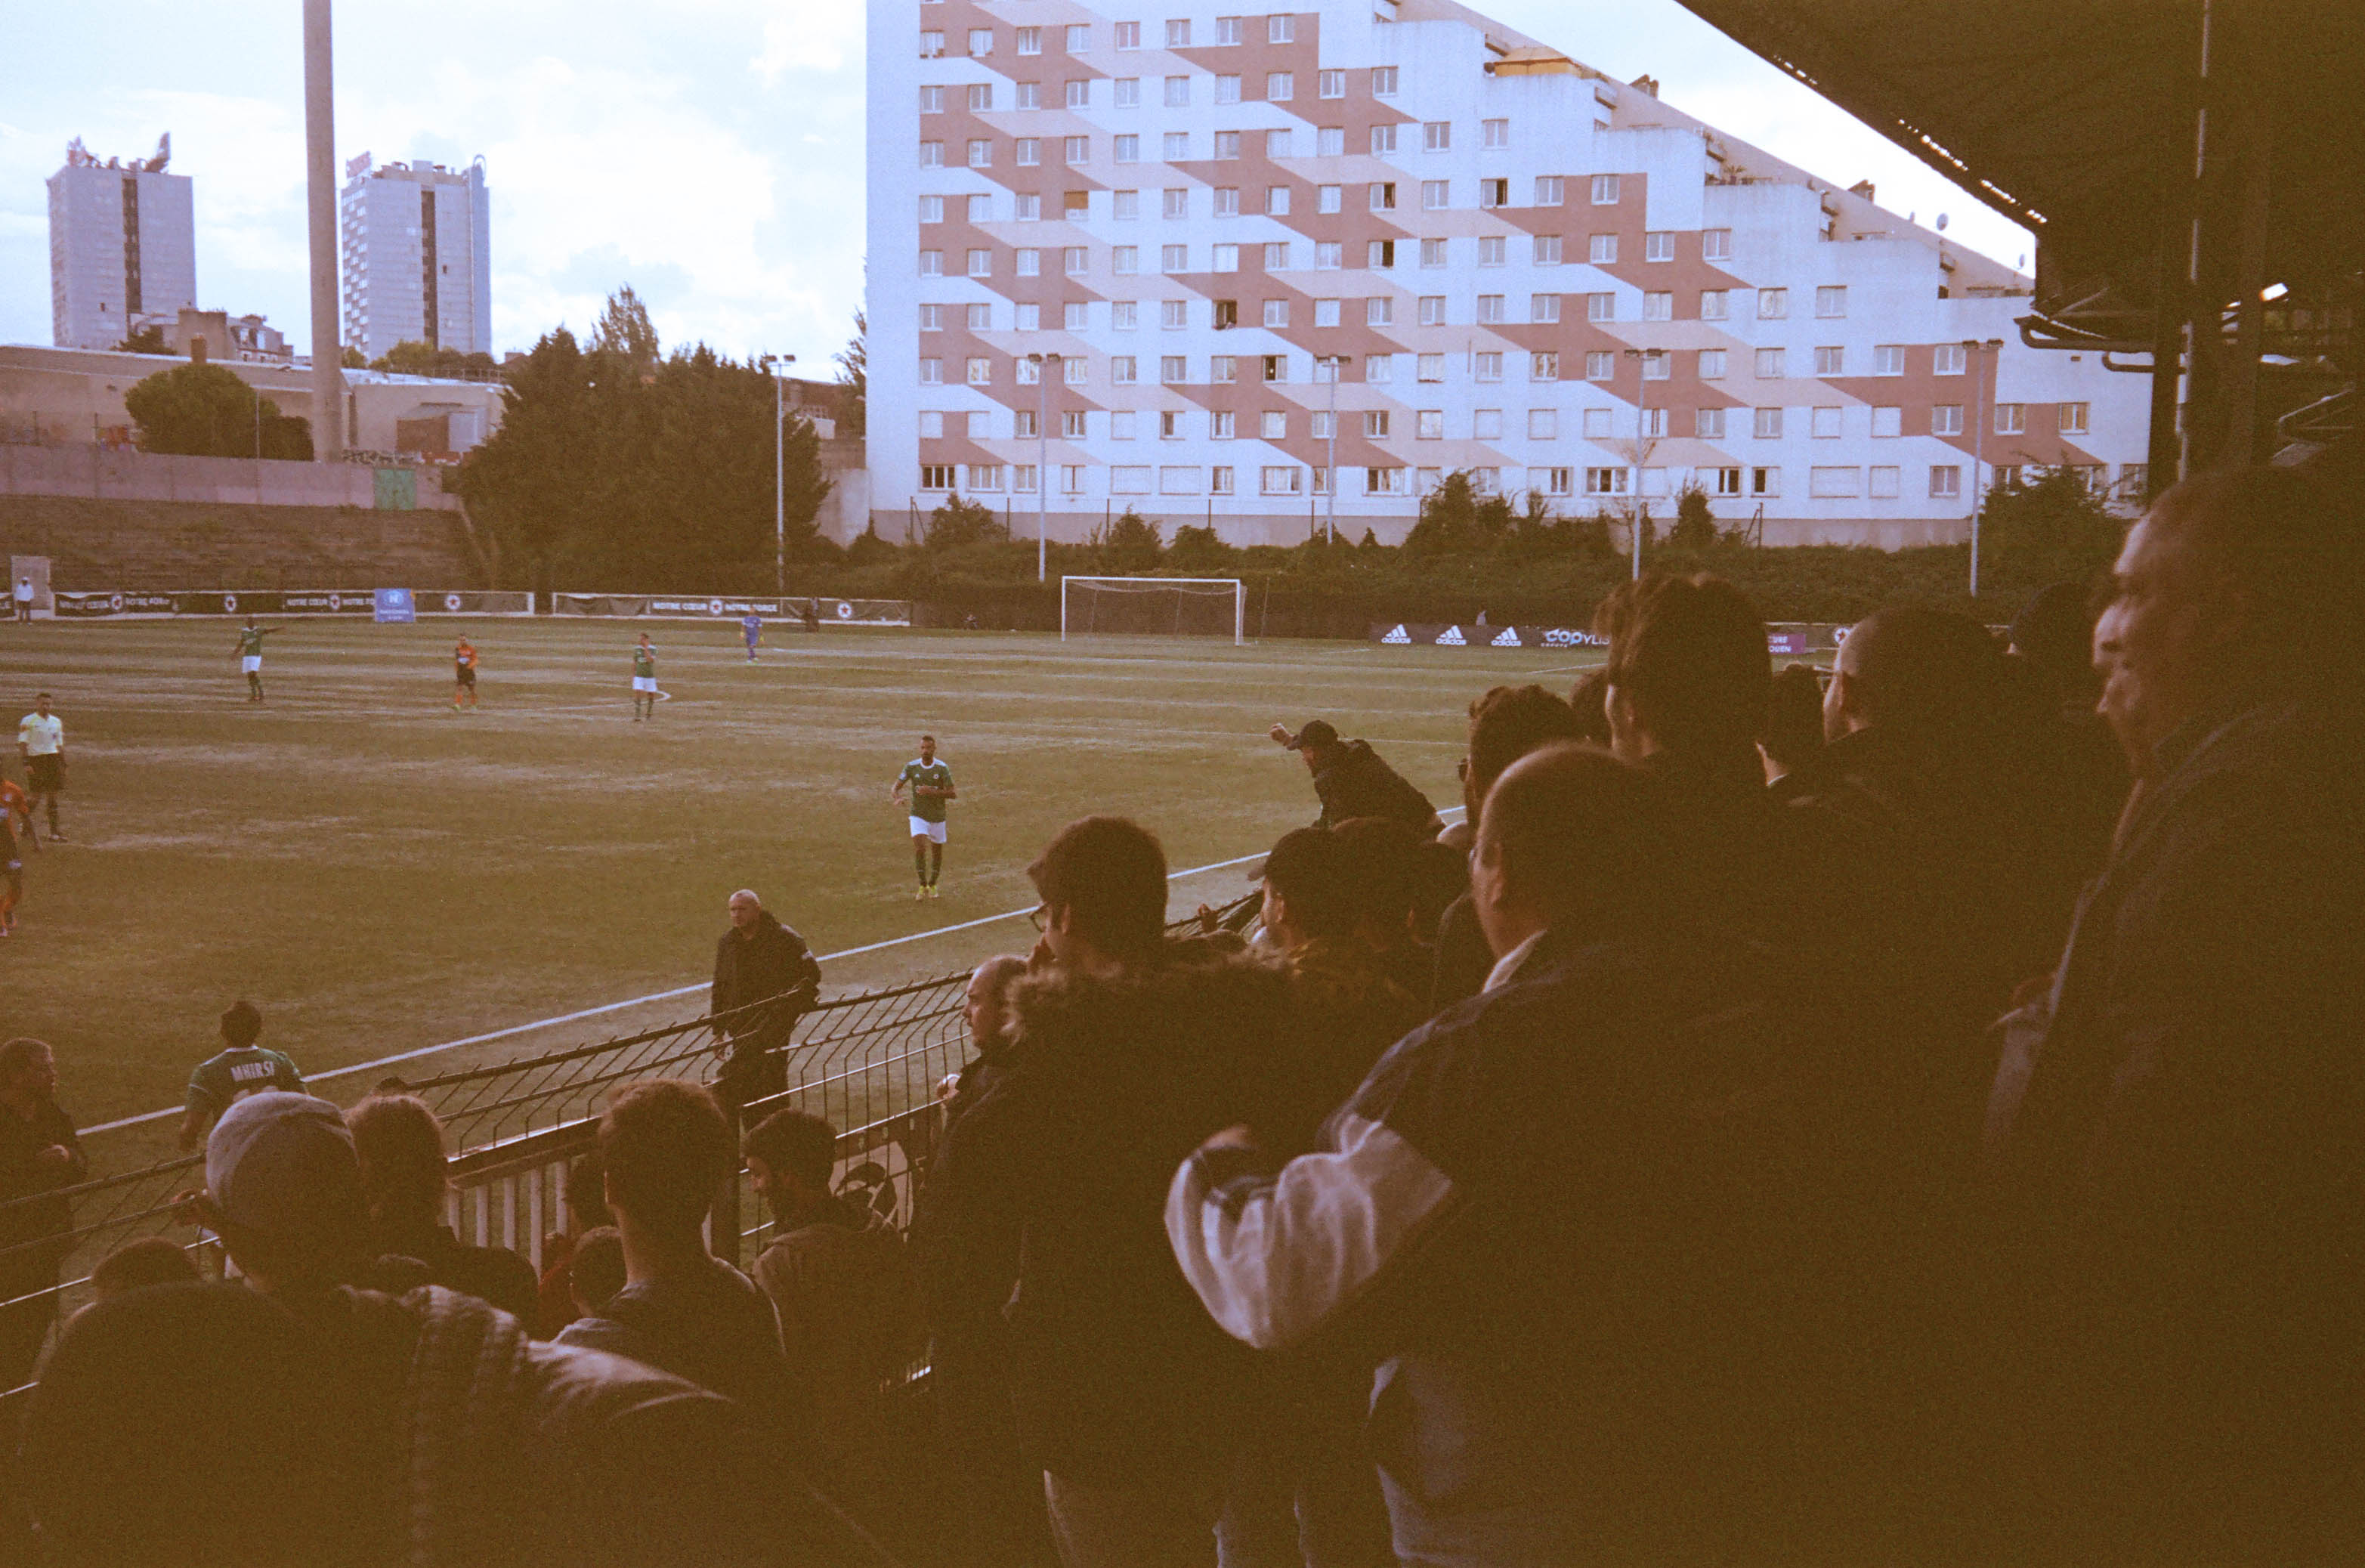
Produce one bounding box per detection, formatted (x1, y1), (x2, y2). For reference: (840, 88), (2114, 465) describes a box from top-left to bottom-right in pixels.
(1281, 719), (1340, 751)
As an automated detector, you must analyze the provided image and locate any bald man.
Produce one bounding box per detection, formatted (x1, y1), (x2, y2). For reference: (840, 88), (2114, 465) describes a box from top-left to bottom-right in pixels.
(1169, 743), (1813, 1561)
(710, 890), (821, 1111)
(1985, 459), (2365, 1557)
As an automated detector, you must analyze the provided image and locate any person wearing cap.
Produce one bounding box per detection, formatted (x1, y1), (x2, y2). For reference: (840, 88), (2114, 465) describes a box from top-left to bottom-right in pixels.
(178, 1000), (305, 1151)
(0, 1037), (85, 1389)
(1266, 717), (1442, 836)
(186, 1090), (850, 1566)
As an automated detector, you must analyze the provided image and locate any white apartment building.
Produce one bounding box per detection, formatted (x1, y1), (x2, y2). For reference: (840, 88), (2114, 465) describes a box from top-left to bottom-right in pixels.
(340, 154), (493, 360)
(867, 0), (2148, 547)
(48, 139), (197, 352)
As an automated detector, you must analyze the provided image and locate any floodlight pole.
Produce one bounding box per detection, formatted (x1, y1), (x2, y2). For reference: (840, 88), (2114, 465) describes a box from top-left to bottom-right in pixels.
(1029, 354), (1059, 581)
(761, 354), (795, 596)
(1324, 356), (1338, 544)
(1622, 347), (1652, 579)
(1966, 337), (2000, 598)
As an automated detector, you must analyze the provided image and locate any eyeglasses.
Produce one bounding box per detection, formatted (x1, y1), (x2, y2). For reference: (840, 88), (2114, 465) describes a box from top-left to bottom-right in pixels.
(1028, 905), (1050, 932)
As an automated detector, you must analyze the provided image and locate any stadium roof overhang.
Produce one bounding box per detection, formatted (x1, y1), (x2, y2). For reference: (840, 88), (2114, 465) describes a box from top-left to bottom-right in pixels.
(1674, 0), (2363, 478)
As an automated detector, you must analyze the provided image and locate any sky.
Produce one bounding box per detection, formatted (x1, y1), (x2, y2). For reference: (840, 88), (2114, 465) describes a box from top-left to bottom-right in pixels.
(0, 0), (2033, 368)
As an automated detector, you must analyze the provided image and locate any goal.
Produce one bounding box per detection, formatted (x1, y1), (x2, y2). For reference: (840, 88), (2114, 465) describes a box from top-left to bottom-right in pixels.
(1060, 577), (1245, 644)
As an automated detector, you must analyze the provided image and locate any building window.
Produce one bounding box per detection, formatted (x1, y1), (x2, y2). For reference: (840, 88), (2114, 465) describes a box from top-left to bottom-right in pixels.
(1416, 409), (1445, 440)
(1754, 348), (1785, 379)
(1479, 178), (1508, 209)
(1162, 187), (1189, 221)
(1758, 287), (1788, 318)
(1212, 354), (1238, 382)
(1365, 354), (1394, 383)
(1533, 176), (1565, 206)
(1703, 227), (1732, 261)
(1530, 292), (1561, 323)
(1995, 403), (2026, 435)
(1163, 75), (1190, 107)
(918, 357), (943, 385)
(1815, 285), (1847, 318)
(1482, 117), (1509, 147)
(1871, 406), (1902, 438)
(1266, 71), (1294, 101)
(1711, 465), (1742, 495)
(1259, 411), (1288, 441)
(1113, 245), (1139, 274)
(963, 248), (990, 277)
(1161, 299), (1187, 329)
(966, 302), (991, 329)
(1527, 408), (1557, 441)
(1012, 138), (1038, 165)
(1530, 466), (1573, 496)
(1211, 410), (1235, 438)
(1216, 74), (1241, 105)
(918, 303), (943, 332)
(1015, 409), (1039, 438)
(1931, 404), (1964, 435)
(1873, 344), (1905, 376)
(1535, 235), (1564, 266)
(1016, 303), (1041, 332)
(1419, 179), (1450, 211)
(1015, 25), (1041, 54)
(2059, 401), (2090, 434)
(1268, 13), (1294, 42)
(1015, 193), (1041, 221)
(1696, 407), (1726, 440)
(1065, 135), (1090, 164)
(1591, 173), (1620, 204)
(1581, 408), (1615, 439)
(1313, 298), (1342, 328)
(968, 28), (994, 54)
(1472, 408), (1504, 439)
(1699, 348), (1727, 379)
(919, 85), (944, 113)
(1215, 14), (1242, 44)
(1319, 69), (1345, 97)
(1643, 230), (1674, 261)
(1113, 188), (1140, 221)
(1111, 354), (1137, 382)
(1869, 465), (1900, 499)
(1114, 132), (1141, 162)
(1160, 464), (1202, 492)
(1641, 350), (1671, 380)
(1262, 465), (1302, 494)
(966, 357), (992, 385)
(1160, 354), (1186, 382)
(1213, 243), (1240, 271)
(1810, 465), (1860, 498)
(1643, 292), (1672, 321)
(1214, 130), (1242, 159)
(1589, 233), (1618, 264)
(1369, 181), (1397, 211)
(1474, 351), (1502, 382)
(1581, 351), (1612, 382)
(1699, 289), (1730, 322)
(920, 194), (944, 224)
(1365, 467), (1409, 496)
(1372, 66), (1399, 96)
(1310, 410), (1334, 439)
(1814, 345), (1844, 376)
(1934, 343), (1967, 375)
(1165, 18), (1191, 46)
(1016, 247), (1040, 277)
(920, 30), (947, 57)
(1368, 240), (1396, 267)
(1585, 292), (1615, 322)
(1531, 352), (1560, 382)
(1754, 407), (1782, 439)
(1811, 406), (1842, 438)
(1417, 351), (1445, 380)
(1161, 243), (1188, 272)
(920, 463), (955, 490)
(1640, 408), (1668, 437)
(1370, 124), (1398, 154)
(1016, 81), (1042, 110)
(1584, 466), (1630, 496)
(1478, 235), (1506, 266)
(1423, 120), (1451, 153)
(1475, 293), (1504, 324)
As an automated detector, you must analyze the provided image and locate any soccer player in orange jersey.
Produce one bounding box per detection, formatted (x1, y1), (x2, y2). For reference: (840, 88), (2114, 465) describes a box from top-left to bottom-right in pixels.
(0, 778), (27, 936)
(453, 637), (480, 710)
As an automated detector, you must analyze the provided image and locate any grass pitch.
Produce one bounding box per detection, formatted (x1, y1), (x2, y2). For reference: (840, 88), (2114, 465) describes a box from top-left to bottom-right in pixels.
(0, 617), (1602, 1129)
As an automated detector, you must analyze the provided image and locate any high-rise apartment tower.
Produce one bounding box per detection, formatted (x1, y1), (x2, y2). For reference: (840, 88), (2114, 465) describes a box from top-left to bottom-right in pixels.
(339, 153), (492, 360)
(48, 137), (197, 351)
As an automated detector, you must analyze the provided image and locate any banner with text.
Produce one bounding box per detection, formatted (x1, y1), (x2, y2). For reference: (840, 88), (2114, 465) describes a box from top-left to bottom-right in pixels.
(42, 590), (533, 619)
(1371, 620), (1851, 654)
(549, 594), (911, 626)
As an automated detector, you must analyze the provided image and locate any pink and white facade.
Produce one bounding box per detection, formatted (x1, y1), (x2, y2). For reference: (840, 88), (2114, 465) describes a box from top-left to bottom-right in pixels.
(867, 0), (2148, 546)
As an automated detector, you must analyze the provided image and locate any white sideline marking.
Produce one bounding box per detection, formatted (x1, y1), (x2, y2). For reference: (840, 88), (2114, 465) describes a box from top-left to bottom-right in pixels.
(71, 828), (1446, 1138)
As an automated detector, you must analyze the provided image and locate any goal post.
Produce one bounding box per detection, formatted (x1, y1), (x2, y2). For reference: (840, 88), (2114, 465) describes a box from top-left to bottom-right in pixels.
(1060, 577), (1246, 645)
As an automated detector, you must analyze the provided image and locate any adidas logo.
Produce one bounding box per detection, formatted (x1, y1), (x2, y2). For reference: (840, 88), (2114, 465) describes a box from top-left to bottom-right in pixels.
(1436, 626), (1467, 646)
(1491, 627), (1522, 648)
(1380, 623), (1411, 644)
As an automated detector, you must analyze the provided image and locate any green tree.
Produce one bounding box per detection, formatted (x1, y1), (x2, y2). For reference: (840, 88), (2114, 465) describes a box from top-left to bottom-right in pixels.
(340, 345), (368, 369)
(925, 494), (1008, 550)
(123, 362), (311, 459)
(1669, 482), (1718, 549)
(1168, 522), (1235, 572)
(591, 285), (660, 368)
(1977, 465), (2125, 592)
(115, 325), (168, 354)
(1094, 507), (1162, 571)
(1405, 469), (1488, 554)
(833, 311), (867, 438)
(370, 340), (499, 380)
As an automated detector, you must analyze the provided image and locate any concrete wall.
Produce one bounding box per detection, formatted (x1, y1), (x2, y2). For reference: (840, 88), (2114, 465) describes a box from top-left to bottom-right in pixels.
(0, 443), (463, 510)
(0, 491), (478, 590)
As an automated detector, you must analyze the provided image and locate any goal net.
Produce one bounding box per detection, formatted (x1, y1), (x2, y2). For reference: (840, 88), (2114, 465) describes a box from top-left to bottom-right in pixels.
(1060, 577), (1245, 643)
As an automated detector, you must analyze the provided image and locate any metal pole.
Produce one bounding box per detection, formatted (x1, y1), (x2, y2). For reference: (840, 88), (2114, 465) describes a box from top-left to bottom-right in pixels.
(1325, 357), (1337, 544)
(1968, 339), (1989, 598)
(1035, 355), (1053, 582)
(1632, 403), (1645, 580)
(302, 0), (345, 460)
(774, 366), (785, 596)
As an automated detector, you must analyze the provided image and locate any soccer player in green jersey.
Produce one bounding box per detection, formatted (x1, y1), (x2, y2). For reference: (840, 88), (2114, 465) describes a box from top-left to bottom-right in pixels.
(233, 617), (283, 702)
(177, 1000), (305, 1150)
(631, 632), (660, 720)
(891, 735), (957, 899)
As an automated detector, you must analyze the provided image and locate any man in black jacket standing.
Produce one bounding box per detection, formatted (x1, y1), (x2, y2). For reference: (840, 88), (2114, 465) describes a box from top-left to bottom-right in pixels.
(711, 889), (822, 1110)
(0, 1037), (84, 1389)
(1267, 718), (1442, 834)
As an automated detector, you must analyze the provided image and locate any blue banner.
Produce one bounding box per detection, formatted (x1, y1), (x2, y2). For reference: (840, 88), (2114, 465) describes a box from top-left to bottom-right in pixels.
(373, 588), (416, 623)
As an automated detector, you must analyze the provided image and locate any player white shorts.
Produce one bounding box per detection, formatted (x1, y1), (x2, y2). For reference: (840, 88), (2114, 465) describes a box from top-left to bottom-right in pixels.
(632, 676), (657, 693)
(908, 817), (947, 843)
(242, 655), (262, 674)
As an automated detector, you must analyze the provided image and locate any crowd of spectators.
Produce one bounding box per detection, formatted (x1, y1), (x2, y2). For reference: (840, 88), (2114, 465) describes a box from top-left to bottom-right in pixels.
(0, 456), (2357, 1566)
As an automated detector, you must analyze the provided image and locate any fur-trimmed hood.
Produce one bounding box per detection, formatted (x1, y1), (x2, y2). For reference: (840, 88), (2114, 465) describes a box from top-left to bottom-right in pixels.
(1005, 936), (1292, 1069)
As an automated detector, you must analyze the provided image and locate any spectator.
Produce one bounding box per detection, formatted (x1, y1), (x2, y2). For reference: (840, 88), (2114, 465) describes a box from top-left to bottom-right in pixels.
(711, 889), (822, 1111)
(184, 1090), (833, 1566)
(1566, 668), (1615, 748)
(1759, 662), (1827, 797)
(1328, 816), (1435, 995)
(1168, 744), (1806, 1562)
(177, 1000), (303, 1151)
(1256, 827), (1425, 1121)
(87, 1236), (199, 1303)
(22, 1282), (367, 1566)
(744, 1109), (920, 1491)
(963, 816), (1306, 1565)
(537, 1148), (611, 1337)
(0, 1037), (85, 1389)
(1983, 459), (2365, 1558)
(1266, 719), (1442, 834)
(2008, 582), (2134, 885)
(348, 1093), (539, 1321)
(911, 954), (1059, 1568)
(557, 1080), (793, 1424)
(568, 1226), (626, 1318)
(1430, 685), (1587, 1012)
